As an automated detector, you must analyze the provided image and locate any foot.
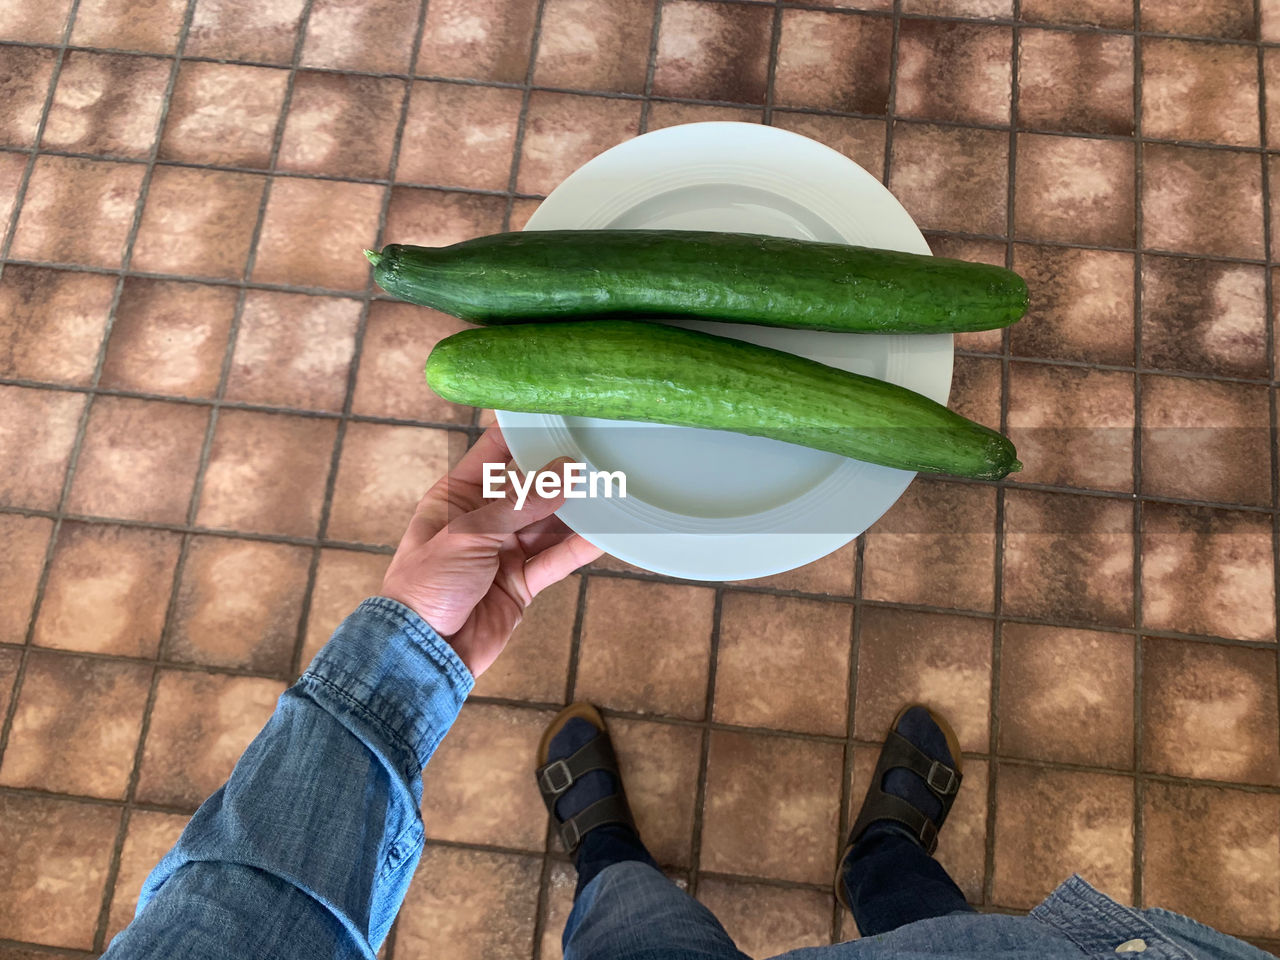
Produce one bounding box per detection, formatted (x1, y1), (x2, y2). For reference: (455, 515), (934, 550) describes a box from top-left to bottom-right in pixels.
(848, 705), (963, 853)
(545, 717), (621, 838)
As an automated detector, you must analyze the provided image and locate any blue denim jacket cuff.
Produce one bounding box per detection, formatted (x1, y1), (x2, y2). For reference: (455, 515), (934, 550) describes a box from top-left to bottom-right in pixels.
(298, 597), (474, 781)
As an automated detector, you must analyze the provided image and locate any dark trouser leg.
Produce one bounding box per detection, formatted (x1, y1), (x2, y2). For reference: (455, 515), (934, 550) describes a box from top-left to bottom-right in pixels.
(572, 824), (659, 900)
(840, 824), (975, 937)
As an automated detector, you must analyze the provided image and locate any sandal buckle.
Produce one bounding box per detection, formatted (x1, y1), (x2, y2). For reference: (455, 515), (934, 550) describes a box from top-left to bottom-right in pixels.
(918, 817), (939, 852)
(926, 760), (958, 796)
(559, 818), (581, 852)
(540, 759), (574, 796)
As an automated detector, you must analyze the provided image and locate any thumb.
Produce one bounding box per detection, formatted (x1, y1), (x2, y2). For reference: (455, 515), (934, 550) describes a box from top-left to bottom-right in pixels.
(446, 457), (574, 541)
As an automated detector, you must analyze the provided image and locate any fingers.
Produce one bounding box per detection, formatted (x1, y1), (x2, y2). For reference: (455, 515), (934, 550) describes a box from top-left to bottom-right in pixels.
(524, 533), (603, 597)
(515, 514), (574, 555)
(446, 457), (572, 541)
(448, 424), (512, 491)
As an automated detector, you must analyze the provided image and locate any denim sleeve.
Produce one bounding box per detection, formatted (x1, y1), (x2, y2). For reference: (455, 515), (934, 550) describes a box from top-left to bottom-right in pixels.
(102, 597), (474, 960)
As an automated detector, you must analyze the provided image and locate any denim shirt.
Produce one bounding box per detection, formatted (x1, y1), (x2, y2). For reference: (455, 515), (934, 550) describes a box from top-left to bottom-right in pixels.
(103, 598), (1268, 960)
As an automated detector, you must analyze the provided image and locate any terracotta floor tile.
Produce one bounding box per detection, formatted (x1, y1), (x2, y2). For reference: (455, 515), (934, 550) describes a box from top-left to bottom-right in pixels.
(794, 0), (892, 9)
(135, 669), (285, 809)
(1143, 38), (1259, 147)
(1142, 781), (1280, 937)
(538, 861), (576, 960)
(327, 423), (458, 546)
(416, 0), (540, 83)
(854, 606), (992, 752)
(33, 522), (181, 657)
(701, 729), (843, 884)
(0, 514), (52, 643)
(1267, 50), (1280, 148)
(1018, 29), (1133, 136)
(66, 396), (209, 523)
(696, 878), (833, 957)
(896, 20), (1011, 126)
(0, 0), (75, 42)
(1010, 244), (1134, 365)
(382, 187), (509, 247)
(252, 177), (385, 291)
(1141, 256), (1267, 379)
(1020, 0), (1131, 26)
(472, 573), (578, 702)
(949, 354), (1002, 430)
(419, 702), (552, 850)
(516, 92), (642, 196)
(104, 810), (189, 942)
(0, 793), (121, 949)
(300, 0), (421, 73)
(1008, 362), (1134, 492)
(42, 51), (170, 157)
(352, 302), (471, 422)
(775, 9), (892, 114)
(186, 0), (307, 63)
(0, 650), (151, 798)
(131, 167), (267, 280)
(1263, 0), (1280, 40)
(278, 71), (405, 181)
(0, 650), (21, 736)
(730, 540), (856, 595)
(300, 548), (389, 668)
(1142, 636), (1280, 785)
(536, 0), (657, 95)
(0, 150), (26, 234)
(1140, 375), (1271, 507)
(0, 45), (56, 148)
(998, 623), (1134, 767)
(769, 113), (884, 177)
(196, 410), (338, 538)
(168, 536), (311, 673)
(1142, 502), (1276, 643)
(507, 197), (542, 231)
(715, 591), (851, 736)
(397, 81), (522, 190)
(649, 102), (763, 131)
(1002, 489), (1134, 628)
(652, 0), (773, 104)
(99, 278), (238, 398)
(862, 479), (997, 612)
(11, 155), (145, 268)
(889, 123), (1008, 235)
(1142, 0), (1256, 38)
(0, 384), (84, 510)
(224, 291), (361, 412)
(396, 846), (541, 960)
(607, 716), (703, 868)
(70, 0), (186, 52)
(848, 746), (990, 902)
(159, 62), (289, 168)
(574, 576), (715, 719)
(0, 265), (116, 385)
(993, 765), (1134, 909)
(1142, 144), (1263, 260)
(1014, 134), (1135, 247)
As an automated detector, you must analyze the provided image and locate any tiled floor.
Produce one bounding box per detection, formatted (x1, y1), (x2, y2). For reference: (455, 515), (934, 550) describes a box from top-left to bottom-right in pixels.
(1, 0), (1279, 956)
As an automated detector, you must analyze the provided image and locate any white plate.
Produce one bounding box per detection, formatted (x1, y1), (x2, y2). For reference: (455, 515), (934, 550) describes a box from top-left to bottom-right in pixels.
(496, 122), (952, 581)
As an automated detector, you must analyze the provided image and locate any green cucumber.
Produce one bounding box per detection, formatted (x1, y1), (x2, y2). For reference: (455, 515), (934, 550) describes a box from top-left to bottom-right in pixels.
(366, 230), (1027, 334)
(425, 320), (1021, 480)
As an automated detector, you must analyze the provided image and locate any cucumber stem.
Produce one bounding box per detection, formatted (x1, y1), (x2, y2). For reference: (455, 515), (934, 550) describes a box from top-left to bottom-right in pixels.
(363, 248), (382, 267)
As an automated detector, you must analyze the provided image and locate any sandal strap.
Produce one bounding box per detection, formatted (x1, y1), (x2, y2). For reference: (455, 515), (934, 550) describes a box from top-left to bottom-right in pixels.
(536, 734), (618, 803)
(556, 794), (635, 853)
(846, 729), (963, 856)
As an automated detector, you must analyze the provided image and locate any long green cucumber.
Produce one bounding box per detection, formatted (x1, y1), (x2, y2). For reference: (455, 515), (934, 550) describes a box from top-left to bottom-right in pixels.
(366, 230), (1027, 334)
(425, 320), (1022, 480)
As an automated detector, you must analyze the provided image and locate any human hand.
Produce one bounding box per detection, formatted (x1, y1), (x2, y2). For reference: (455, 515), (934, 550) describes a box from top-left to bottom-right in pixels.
(380, 424), (603, 678)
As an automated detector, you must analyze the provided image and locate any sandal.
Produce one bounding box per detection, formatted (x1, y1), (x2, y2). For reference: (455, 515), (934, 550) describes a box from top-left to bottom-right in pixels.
(536, 702), (638, 855)
(836, 704), (964, 908)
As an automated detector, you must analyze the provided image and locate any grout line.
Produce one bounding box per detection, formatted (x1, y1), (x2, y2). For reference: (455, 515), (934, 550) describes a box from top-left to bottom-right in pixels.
(686, 587), (725, 899)
(501, 0), (549, 230)
(1131, 0), (1147, 908)
(636, 0), (665, 134)
(762, 1), (783, 125)
(882, 0), (902, 186)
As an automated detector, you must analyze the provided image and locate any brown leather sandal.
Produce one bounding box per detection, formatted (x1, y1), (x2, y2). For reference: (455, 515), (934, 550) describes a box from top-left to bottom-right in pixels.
(535, 702), (638, 855)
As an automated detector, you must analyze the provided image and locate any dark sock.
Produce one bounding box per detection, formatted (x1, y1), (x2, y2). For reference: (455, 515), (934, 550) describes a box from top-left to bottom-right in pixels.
(546, 718), (657, 896)
(861, 706), (956, 845)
